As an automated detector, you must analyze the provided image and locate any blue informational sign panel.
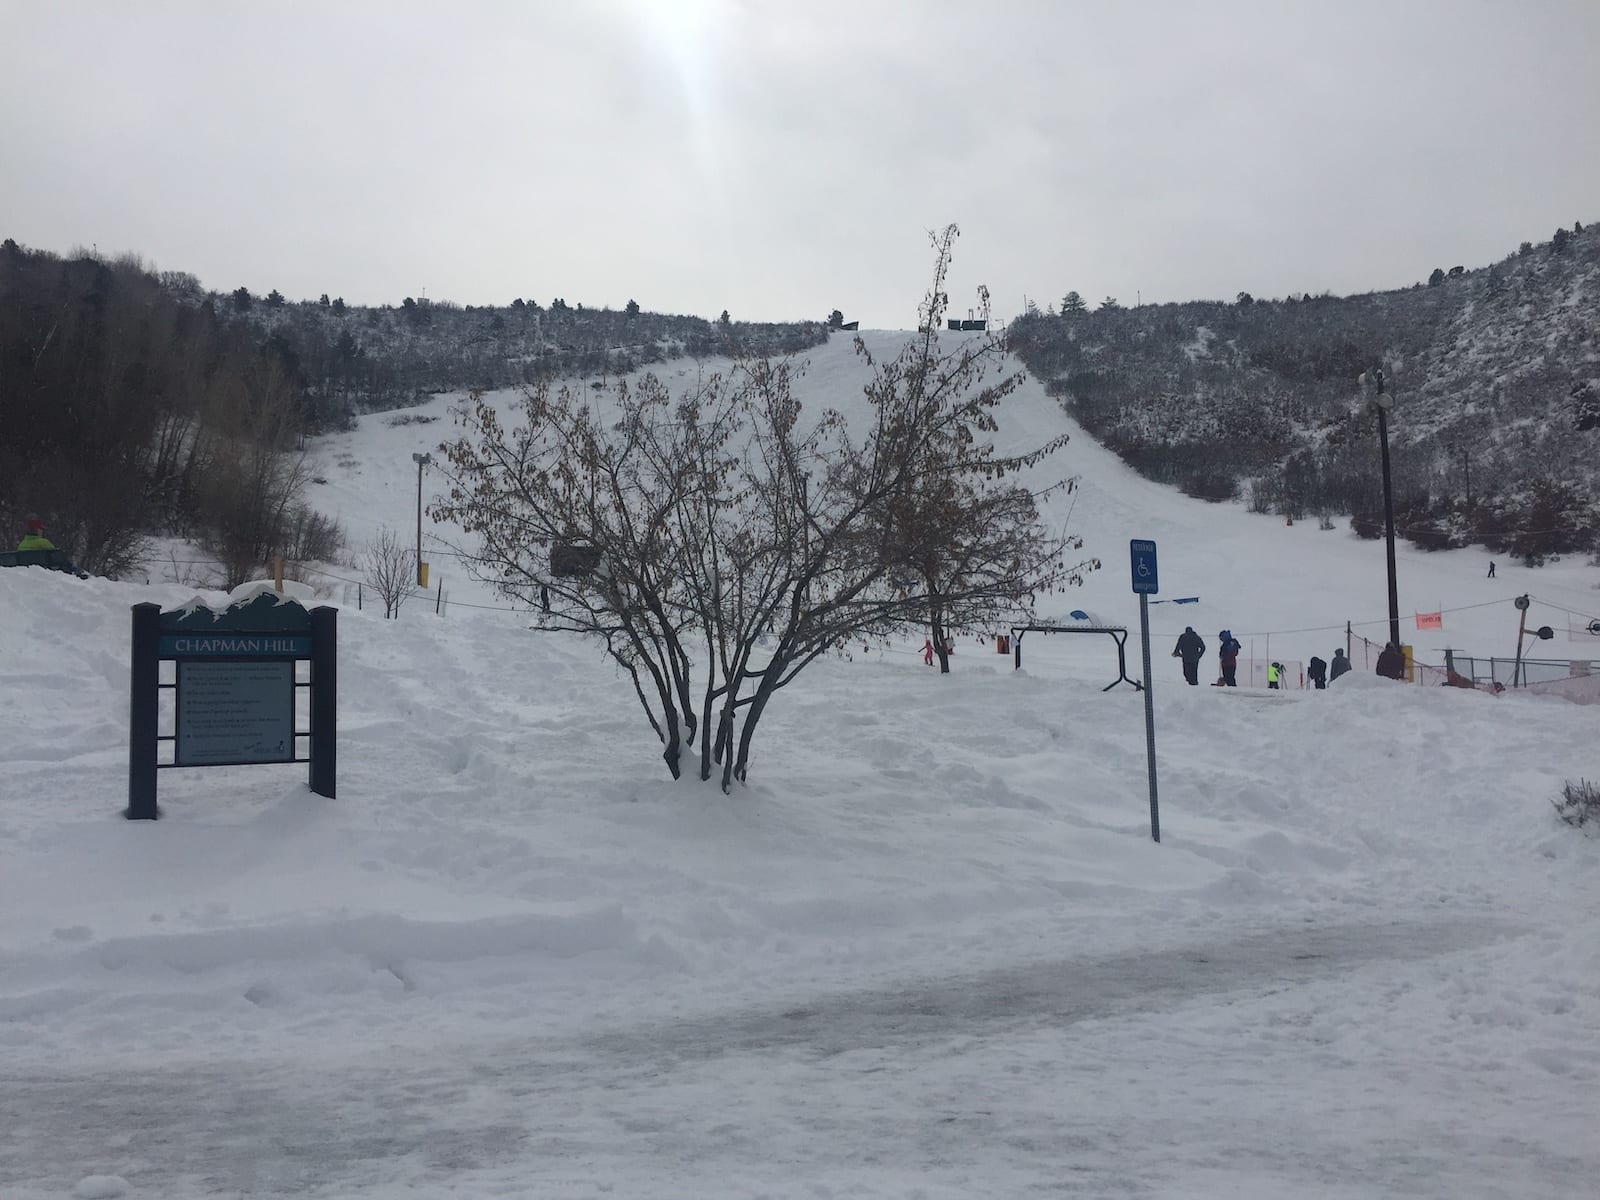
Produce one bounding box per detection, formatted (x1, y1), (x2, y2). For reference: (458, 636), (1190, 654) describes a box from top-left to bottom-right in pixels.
(1129, 539), (1159, 595)
(175, 659), (295, 766)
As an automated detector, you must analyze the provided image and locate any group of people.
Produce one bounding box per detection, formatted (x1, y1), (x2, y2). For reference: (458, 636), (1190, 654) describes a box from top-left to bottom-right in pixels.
(1173, 625), (1358, 690)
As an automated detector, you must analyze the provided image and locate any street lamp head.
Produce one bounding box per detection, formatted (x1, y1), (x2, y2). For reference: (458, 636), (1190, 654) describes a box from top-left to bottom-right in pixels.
(412, 452), (432, 466)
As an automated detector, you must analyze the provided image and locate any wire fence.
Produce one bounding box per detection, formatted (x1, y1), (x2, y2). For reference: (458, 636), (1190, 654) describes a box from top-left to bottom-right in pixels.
(134, 550), (1600, 705)
(1442, 652), (1600, 704)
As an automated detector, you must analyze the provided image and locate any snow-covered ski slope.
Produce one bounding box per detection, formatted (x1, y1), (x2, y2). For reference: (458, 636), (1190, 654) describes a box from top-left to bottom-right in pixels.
(2, 331), (1598, 1198)
(311, 330), (1600, 673)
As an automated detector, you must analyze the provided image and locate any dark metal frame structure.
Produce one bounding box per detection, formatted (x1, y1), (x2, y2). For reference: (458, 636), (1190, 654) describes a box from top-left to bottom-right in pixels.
(1008, 624), (1141, 691)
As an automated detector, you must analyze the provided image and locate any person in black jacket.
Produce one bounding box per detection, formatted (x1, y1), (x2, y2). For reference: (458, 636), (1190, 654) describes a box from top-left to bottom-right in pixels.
(1328, 649), (1351, 683)
(1172, 626), (1206, 685)
(1307, 655), (1327, 689)
(1376, 642), (1406, 680)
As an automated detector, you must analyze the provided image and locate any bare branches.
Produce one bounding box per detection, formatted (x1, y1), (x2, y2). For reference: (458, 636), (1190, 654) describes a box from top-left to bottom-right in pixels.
(363, 526), (415, 619)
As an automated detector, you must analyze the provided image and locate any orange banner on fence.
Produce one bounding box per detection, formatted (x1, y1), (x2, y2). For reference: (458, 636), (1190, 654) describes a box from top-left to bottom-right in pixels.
(1415, 611), (1443, 630)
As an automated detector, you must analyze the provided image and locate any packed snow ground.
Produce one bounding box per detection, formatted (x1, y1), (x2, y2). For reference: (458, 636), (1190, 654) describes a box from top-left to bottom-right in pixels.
(3, 333), (1599, 1198)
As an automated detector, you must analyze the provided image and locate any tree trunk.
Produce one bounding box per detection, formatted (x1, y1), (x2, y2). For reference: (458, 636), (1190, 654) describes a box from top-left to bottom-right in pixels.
(930, 606), (951, 674)
(661, 707), (683, 779)
(730, 670), (782, 784)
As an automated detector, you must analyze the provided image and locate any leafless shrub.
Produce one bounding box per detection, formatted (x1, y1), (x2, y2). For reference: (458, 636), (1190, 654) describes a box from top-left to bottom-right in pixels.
(363, 526), (415, 619)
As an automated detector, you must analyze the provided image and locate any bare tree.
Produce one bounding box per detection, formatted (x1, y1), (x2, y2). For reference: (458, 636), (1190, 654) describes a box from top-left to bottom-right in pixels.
(433, 227), (1091, 788)
(874, 226), (1095, 671)
(363, 526), (415, 619)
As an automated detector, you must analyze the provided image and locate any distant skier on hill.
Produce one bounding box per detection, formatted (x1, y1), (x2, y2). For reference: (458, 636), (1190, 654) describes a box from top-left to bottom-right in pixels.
(1172, 626), (1206, 685)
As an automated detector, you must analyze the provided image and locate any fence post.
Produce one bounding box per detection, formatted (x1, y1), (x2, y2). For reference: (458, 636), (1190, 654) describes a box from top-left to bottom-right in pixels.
(436, 577), (443, 615)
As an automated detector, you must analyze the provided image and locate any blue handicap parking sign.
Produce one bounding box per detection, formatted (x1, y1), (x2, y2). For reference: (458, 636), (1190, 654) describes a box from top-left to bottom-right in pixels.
(1129, 539), (1159, 595)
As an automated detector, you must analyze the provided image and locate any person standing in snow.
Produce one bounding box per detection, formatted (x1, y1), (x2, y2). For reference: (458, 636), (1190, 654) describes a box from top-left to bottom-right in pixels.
(1328, 648), (1351, 683)
(1172, 626), (1206, 685)
(17, 516), (54, 552)
(1376, 642), (1406, 680)
(1307, 655), (1328, 689)
(1266, 661), (1282, 689)
(921, 637), (935, 666)
(1217, 629), (1242, 687)
(1487, 561), (1496, 578)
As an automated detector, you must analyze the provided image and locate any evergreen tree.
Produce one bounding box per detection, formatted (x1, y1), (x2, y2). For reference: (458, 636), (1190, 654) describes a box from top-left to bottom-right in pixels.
(231, 287), (252, 312)
(1060, 291), (1087, 316)
(1428, 268), (1445, 287)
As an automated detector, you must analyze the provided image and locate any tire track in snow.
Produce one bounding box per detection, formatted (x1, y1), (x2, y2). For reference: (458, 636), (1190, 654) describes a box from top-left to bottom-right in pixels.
(0, 917), (1519, 1196)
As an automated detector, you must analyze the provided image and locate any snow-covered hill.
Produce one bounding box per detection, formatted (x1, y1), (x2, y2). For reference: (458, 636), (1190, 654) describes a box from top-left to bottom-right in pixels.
(1009, 223), (1600, 556)
(3, 330), (1599, 1198)
(312, 330), (1600, 676)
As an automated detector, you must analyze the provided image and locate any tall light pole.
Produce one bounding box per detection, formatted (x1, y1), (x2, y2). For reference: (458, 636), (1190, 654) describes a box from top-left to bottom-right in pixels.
(411, 451), (431, 587)
(1361, 369), (1401, 649)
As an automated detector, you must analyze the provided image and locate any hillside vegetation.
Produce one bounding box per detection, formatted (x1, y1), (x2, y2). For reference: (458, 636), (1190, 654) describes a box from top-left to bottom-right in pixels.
(187, 279), (828, 432)
(1007, 223), (1600, 561)
(0, 236), (827, 578)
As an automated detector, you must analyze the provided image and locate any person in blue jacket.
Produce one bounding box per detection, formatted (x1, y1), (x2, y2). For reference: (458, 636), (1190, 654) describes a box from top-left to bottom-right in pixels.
(1217, 630), (1242, 686)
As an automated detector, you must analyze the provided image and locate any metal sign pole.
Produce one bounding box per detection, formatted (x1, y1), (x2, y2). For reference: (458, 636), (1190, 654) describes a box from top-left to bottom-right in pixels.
(1129, 539), (1161, 843)
(1139, 592), (1159, 843)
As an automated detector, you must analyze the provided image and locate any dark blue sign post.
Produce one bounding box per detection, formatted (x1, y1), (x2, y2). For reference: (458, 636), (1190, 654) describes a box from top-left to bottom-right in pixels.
(127, 592), (336, 820)
(1129, 540), (1160, 843)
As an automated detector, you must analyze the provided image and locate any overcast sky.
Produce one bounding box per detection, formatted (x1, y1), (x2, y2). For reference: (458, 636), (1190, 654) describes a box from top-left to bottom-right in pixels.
(4, 0), (1597, 327)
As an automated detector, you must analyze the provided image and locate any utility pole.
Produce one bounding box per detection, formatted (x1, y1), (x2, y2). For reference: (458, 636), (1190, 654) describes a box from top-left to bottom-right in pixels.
(411, 451), (432, 587)
(1362, 369), (1401, 650)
